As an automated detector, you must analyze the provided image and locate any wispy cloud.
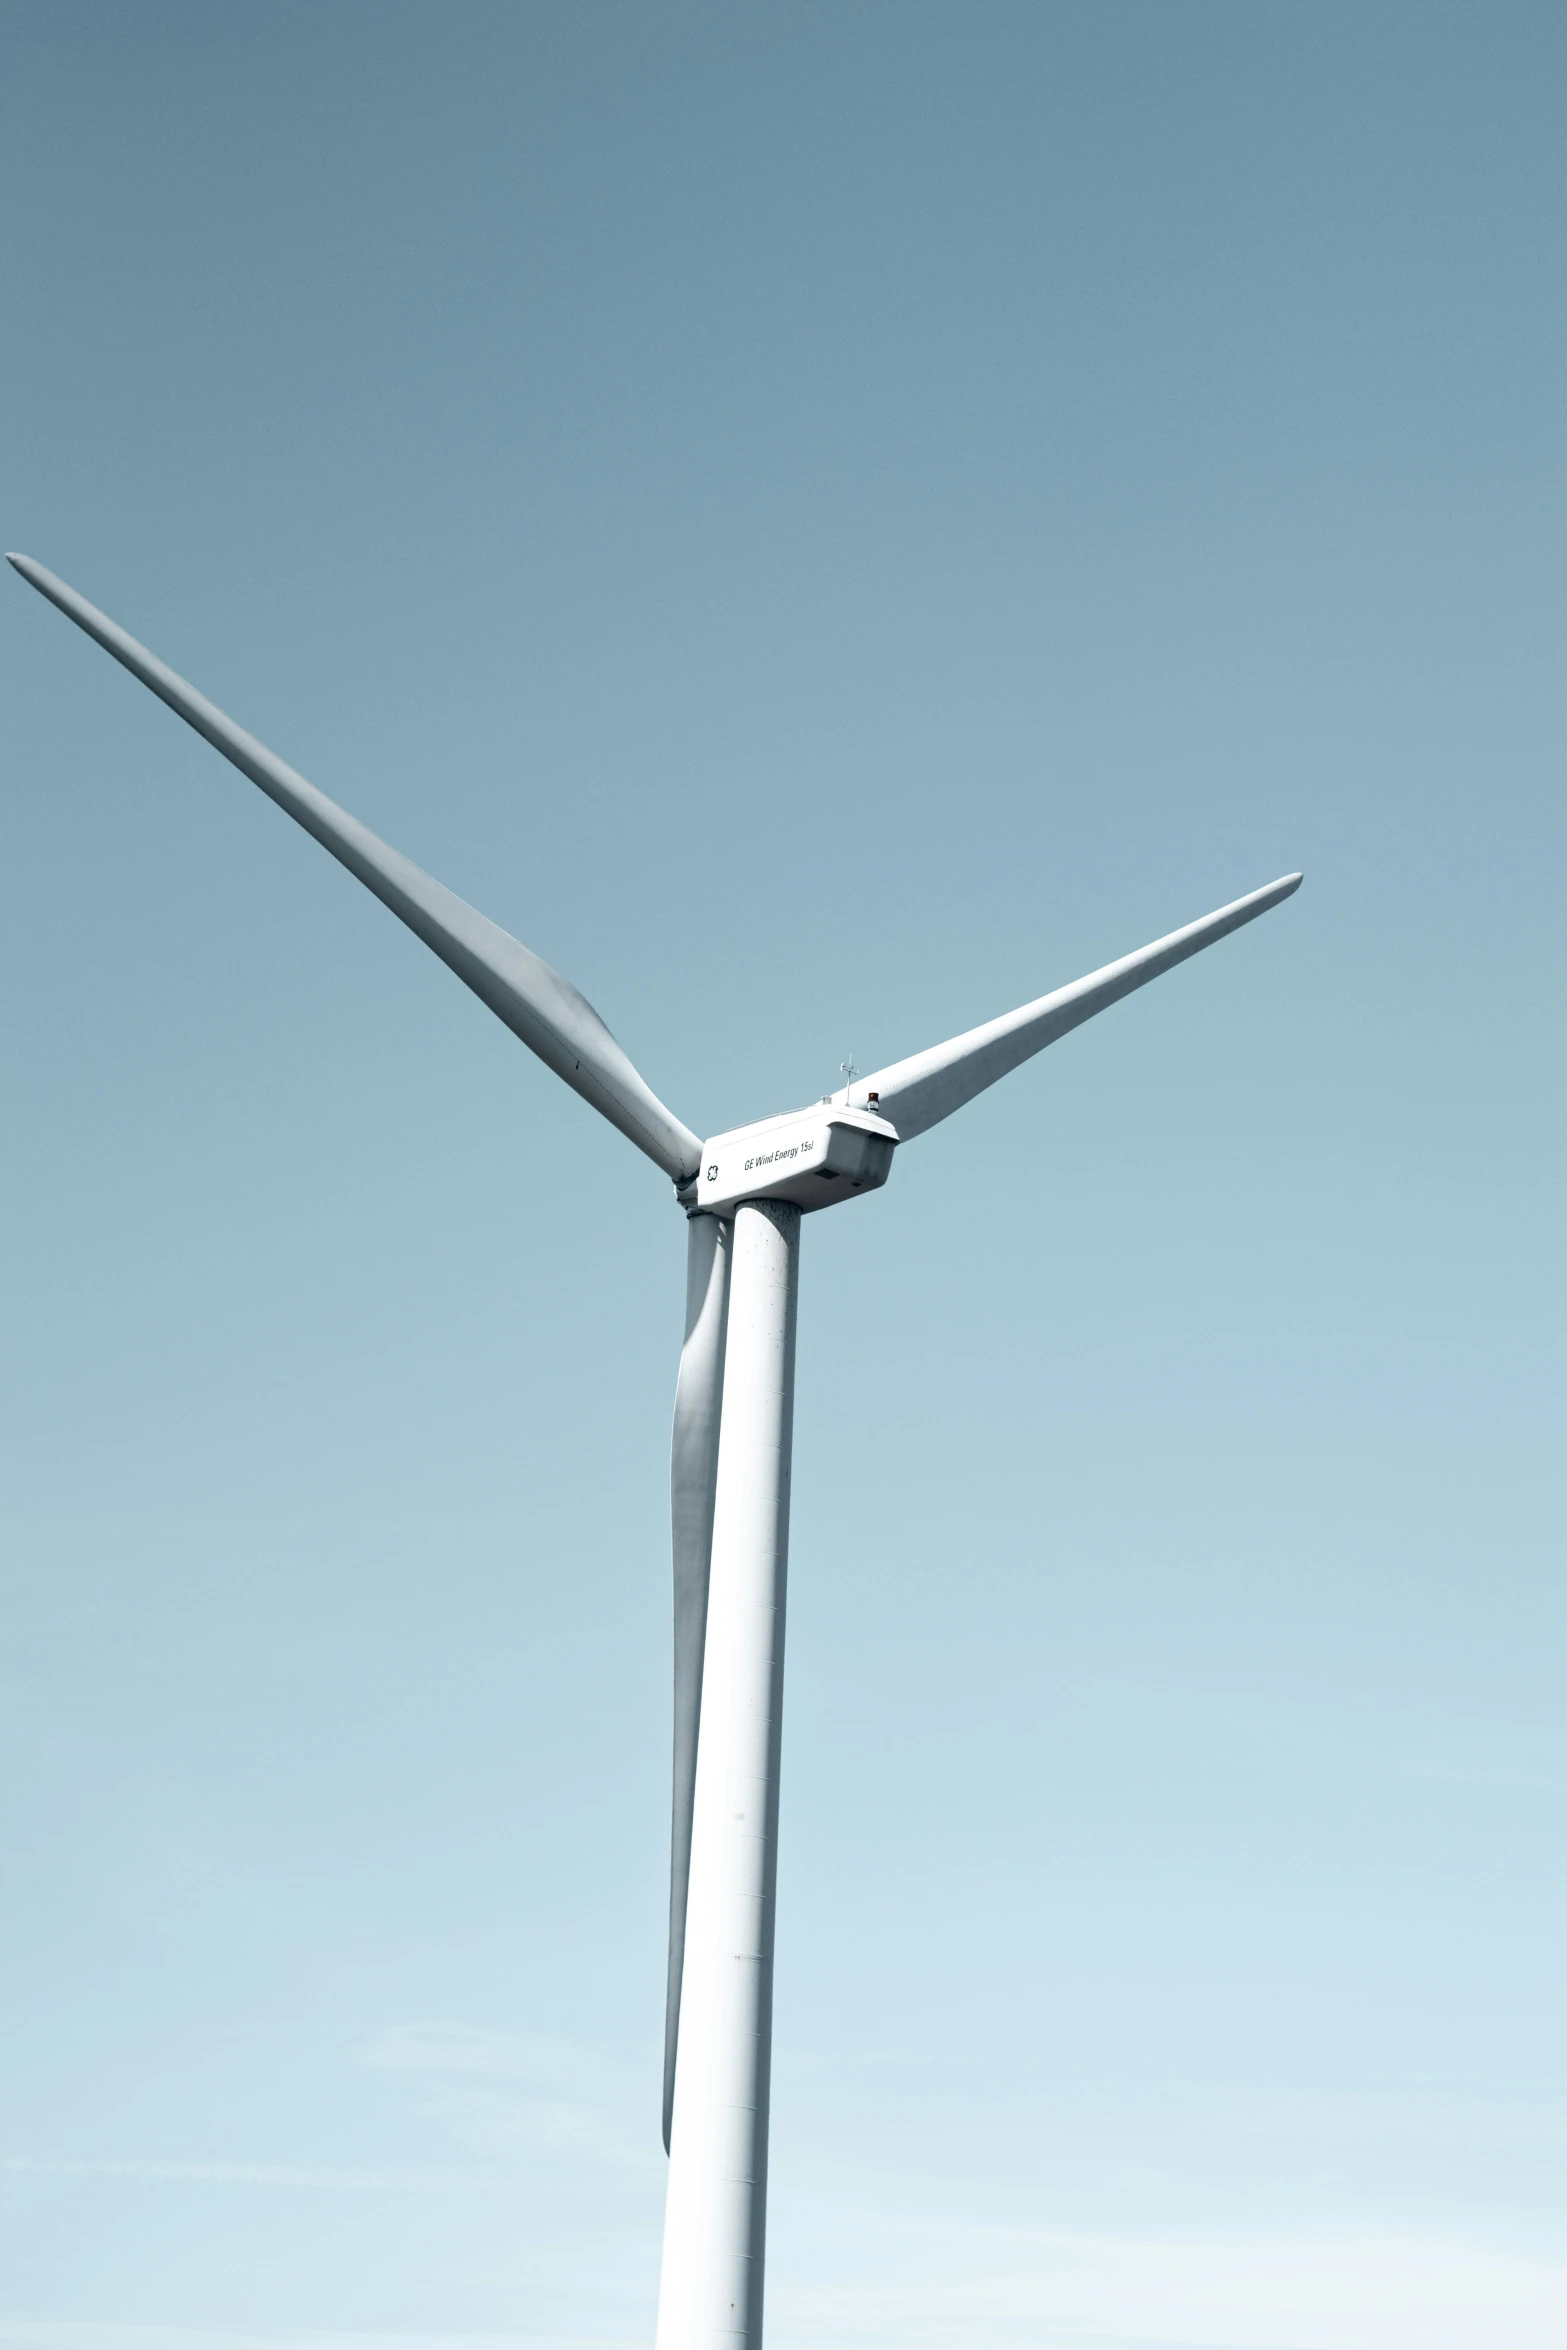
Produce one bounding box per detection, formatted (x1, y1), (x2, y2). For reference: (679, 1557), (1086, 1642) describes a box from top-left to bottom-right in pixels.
(1, 2155), (479, 2193)
(772, 2218), (1567, 2350)
(2, 2025), (660, 2201)
(0, 2327), (615, 2350)
(5, 2218), (1565, 2350)
(357, 2024), (657, 2177)
(13, 2047), (1564, 2350)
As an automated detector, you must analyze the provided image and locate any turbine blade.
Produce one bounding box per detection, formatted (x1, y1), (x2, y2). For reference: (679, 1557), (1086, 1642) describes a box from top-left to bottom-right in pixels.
(663, 1212), (730, 2152)
(855, 872), (1302, 1138)
(8, 554), (702, 1183)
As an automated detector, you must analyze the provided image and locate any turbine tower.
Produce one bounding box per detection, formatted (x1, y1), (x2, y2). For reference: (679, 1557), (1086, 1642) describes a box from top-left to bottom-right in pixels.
(9, 552), (1301, 2350)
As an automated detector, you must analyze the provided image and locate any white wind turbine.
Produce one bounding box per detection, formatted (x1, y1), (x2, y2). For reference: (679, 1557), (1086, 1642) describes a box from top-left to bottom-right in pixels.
(10, 551), (1301, 2350)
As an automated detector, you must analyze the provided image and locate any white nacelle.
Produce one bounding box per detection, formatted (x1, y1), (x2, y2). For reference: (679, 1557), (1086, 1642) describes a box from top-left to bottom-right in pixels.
(694, 1104), (898, 1216)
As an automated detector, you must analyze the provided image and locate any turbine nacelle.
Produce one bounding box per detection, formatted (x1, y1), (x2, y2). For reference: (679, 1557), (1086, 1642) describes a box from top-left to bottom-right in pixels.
(689, 1103), (898, 1216)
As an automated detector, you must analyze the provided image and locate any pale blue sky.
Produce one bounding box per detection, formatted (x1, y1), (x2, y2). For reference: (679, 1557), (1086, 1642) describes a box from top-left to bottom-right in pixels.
(1, 6), (1563, 2347)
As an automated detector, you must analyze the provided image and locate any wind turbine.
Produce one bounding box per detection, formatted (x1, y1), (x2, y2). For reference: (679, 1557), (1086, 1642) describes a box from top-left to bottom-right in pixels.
(9, 551), (1301, 2350)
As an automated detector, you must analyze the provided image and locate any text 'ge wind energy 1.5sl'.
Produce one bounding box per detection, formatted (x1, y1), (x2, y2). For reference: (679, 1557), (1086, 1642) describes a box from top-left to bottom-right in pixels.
(9, 549), (1301, 2350)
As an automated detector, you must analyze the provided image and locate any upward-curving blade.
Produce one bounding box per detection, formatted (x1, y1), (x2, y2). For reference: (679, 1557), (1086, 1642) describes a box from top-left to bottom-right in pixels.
(846, 872), (1302, 1138)
(8, 555), (702, 1184)
(663, 1211), (730, 2151)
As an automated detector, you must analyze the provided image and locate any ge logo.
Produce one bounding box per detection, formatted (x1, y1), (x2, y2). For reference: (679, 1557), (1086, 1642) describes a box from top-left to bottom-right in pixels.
(706, 1165), (718, 1181)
